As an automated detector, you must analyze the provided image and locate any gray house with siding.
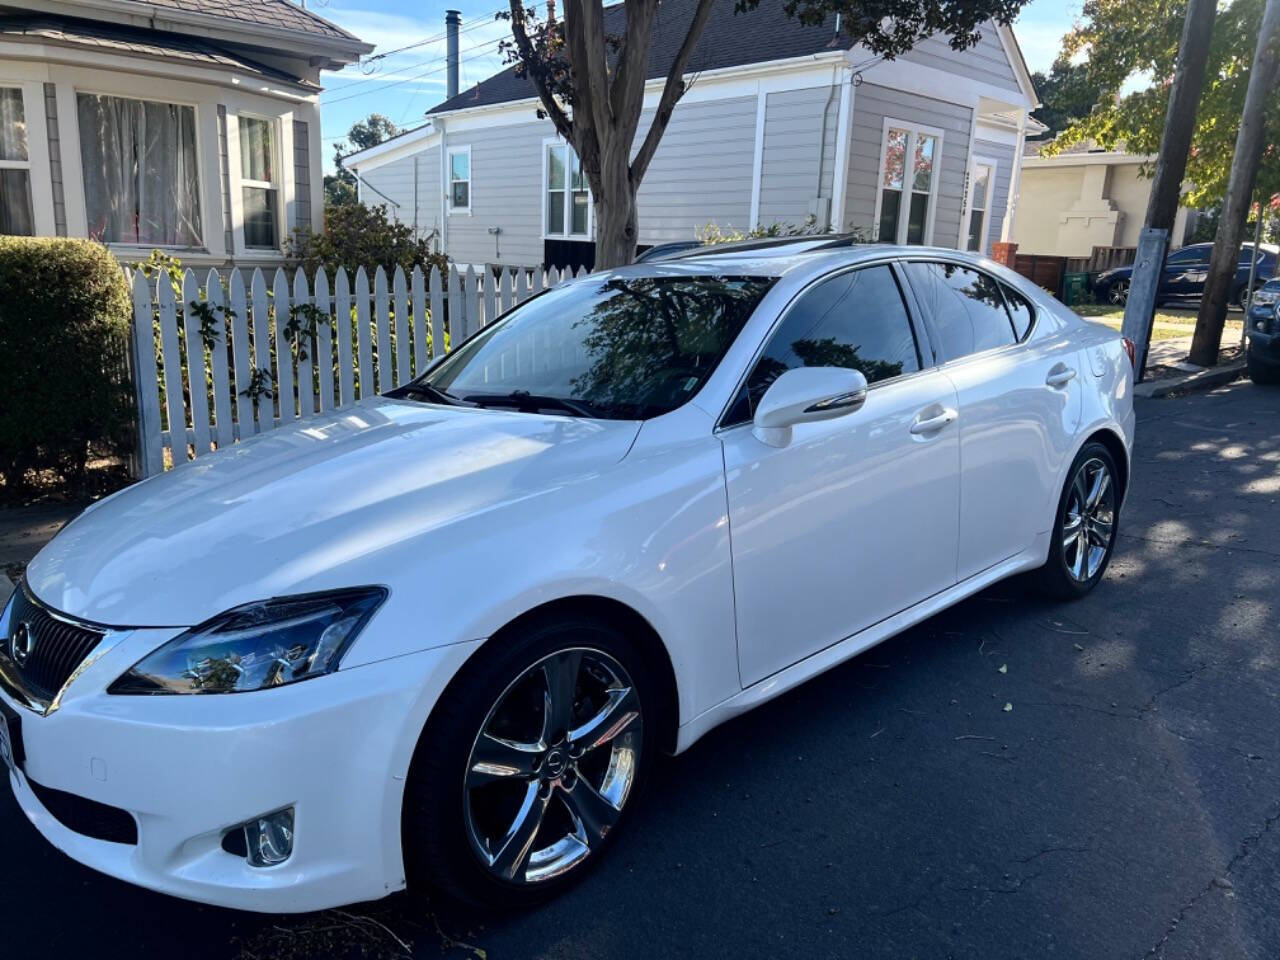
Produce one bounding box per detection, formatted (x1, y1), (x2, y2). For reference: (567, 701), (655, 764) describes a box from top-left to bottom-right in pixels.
(346, 0), (1041, 272)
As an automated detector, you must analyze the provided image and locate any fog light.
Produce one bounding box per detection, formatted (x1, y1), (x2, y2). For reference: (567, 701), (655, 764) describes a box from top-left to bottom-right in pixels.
(244, 808), (294, 867)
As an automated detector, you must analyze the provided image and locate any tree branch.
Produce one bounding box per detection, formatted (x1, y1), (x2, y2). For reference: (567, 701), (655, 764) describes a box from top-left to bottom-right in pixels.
(507, 0), (573, 141)
(609, 0), (659, 145)
(630, 0), (716, 184)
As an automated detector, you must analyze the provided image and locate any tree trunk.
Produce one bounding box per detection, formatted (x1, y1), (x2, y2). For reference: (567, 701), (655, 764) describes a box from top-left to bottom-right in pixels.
(1189, 0), (1280, 367)
(588, 141), (640, 269)
(1122, 0), (1217, 377)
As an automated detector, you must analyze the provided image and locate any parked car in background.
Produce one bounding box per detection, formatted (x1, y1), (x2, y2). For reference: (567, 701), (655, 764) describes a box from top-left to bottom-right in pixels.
(1246, 277), (1280, 385)
(1093, 242), (1278, 309)
(2, 245), (1135, 912)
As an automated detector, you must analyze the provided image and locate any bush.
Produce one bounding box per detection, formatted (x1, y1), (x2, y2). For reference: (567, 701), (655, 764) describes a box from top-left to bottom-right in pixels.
(287, 202), (449, 278)
(0, 238), (134, 491)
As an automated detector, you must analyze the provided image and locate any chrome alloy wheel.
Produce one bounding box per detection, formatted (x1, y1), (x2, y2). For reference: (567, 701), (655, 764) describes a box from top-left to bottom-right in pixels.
(1062, 456), (1116, 582)
(463, 647), (642, 885)
(1108, 279), (1130, 306)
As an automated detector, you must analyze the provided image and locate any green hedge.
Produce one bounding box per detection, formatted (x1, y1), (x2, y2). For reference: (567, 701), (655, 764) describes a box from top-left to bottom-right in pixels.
(0, 238), (134, 490)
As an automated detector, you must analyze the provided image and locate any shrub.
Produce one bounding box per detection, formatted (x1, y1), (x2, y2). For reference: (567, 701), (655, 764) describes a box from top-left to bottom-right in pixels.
(287, 202), (449, 278)
(0, 238), (135, 491)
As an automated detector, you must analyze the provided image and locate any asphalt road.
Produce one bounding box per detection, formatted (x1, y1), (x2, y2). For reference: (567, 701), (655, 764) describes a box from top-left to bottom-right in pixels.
(3, 379), (1279, 960)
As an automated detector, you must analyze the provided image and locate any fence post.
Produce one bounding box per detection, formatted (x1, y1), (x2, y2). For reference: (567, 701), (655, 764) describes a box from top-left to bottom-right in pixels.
(157, 270), (186, 466)
(431, 265), (446, 359)
(206, 269), (234, 448)
(250, 269), (272, 434)
(464, 265), (478, 340)
(355, 266), (373, 399)
(336, 269), (355, 405)
(447, 265), (462, 346)
(293, 268), (315, 419)
(374, 266), (391, 393)
(273, 268), (296, 424)
(411, 266), (428, 376)
(130, 270), (164, 477)
(393, 265), (410, 386)
(229, 269), (253, 437)
(314, 270), (335, 412)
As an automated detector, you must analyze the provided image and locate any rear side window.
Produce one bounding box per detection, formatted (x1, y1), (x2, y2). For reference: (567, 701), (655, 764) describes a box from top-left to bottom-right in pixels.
(1001, 283), (1035, 340)
(904, 261), (1016, 360)
(725, 264), (920, 424)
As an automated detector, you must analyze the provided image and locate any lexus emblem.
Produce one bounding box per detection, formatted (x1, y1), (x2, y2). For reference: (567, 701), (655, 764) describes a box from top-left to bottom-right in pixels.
(10, 621), (34, 667)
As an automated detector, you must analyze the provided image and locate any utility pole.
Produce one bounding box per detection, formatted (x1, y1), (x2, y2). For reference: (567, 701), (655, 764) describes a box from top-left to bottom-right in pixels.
(1190, 0), (1280, 367)
(1120, 0), (1218, 380)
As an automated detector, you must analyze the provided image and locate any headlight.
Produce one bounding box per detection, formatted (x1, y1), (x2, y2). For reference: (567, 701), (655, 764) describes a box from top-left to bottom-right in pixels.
(1251, 288), (1280, 308)
(109, 587), (387, 695)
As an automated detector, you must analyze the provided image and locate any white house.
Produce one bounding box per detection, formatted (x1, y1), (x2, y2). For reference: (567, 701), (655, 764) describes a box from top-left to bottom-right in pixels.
(0, 0), (370, 267)
(345, 0), (1042, 271)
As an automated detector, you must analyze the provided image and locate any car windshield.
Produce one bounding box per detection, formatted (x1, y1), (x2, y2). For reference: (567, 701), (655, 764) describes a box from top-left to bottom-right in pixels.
(410, 274), (776, 419)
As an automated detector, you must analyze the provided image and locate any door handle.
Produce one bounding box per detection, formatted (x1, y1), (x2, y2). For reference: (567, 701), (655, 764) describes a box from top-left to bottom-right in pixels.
(1046, 365), (1077, 388)
(909, 407), (957, 435)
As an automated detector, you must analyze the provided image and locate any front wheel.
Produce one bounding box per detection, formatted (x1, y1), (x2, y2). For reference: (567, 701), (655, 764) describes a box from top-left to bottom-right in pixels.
(403, 613), (655, 907)
(1107, 279), (1130, 306)
(1036, 442), (1121, 599)
(1248, 347), (1280, 385)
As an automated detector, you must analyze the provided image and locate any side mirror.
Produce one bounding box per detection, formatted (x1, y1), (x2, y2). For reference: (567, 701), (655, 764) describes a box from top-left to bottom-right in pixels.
(752, 366), (868, 447)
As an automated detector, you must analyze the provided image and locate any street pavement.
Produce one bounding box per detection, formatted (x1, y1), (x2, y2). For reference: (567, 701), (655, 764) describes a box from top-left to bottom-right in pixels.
(2, 380), (1279, 959)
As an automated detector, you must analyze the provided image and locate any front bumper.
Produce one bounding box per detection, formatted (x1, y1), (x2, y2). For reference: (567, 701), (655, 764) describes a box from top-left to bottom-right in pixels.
(1247, 327), (1280, 365)
(1, 609), (480, 913)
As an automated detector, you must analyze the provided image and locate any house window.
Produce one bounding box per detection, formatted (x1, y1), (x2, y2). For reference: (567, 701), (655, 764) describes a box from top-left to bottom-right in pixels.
(239, 116), (278, 249)
(876, 121), (941, 245)
(77, 93), (202, 247)
(545, 142), (589, 238)
(965, 160), (996, 253)
(0, 87), (34, 236)
(448, 146), (470, 213)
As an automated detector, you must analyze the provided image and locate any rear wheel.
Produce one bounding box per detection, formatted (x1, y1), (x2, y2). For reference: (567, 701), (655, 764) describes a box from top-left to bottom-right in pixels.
(1248, 347), (1280, 385)
(1036, 442), (1121, 599)
(1107, 279), (1130, 306)
(403, 613), (655, 907)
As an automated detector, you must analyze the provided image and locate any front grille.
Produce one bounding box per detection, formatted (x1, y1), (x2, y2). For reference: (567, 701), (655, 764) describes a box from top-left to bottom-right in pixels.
(3, 584), (105, 705)
(27, 776), (138, 845)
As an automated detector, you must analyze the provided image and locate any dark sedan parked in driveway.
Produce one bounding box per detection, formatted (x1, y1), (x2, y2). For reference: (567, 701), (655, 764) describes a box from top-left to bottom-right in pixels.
(1246, 278), (1280, 385)
(1094, 242), (1278, 310)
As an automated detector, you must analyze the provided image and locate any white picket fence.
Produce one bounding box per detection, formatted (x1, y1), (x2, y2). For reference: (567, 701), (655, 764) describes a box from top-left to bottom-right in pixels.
(129, 262), (588, 477)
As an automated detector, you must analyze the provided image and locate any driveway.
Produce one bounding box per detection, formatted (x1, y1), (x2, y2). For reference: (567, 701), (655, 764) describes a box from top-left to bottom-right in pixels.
(3, 381), (1279, 959)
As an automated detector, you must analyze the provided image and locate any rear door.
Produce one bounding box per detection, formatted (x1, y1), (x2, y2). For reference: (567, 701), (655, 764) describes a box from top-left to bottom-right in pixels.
(720, 263), (960, 686)
(902, 260), (1083, 582)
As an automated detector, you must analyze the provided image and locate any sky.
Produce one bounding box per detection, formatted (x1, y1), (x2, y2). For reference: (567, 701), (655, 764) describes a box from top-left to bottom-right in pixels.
(314, 0), (1084, 172)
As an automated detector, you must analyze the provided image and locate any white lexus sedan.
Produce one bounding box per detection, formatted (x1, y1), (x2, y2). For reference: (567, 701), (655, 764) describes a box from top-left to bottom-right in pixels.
(0, 245), (1134, 911)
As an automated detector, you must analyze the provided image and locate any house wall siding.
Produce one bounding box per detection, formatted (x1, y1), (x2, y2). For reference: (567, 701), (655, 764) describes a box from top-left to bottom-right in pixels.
(756, 83), (840, 230)
(844, 82), (973, 248)
(293, 119), (311, 232)
(445, 120), (545, 265)
(898, 27), (1021, 94)
(973, 136), (1015, 250)
(360, 145), (442, 241)
(42, 82), (67, 236)
(634, 94), (756, 242)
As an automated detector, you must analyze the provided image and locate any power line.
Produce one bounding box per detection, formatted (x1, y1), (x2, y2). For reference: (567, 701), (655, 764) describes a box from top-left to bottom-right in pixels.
(322, 34), (508, 106)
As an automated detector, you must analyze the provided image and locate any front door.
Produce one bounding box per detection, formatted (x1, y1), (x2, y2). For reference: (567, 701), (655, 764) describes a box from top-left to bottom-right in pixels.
(720, 263), (961, 687)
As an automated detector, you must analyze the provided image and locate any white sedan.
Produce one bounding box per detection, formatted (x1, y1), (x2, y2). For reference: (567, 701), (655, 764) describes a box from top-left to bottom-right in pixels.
(0, 245), (1134, 911)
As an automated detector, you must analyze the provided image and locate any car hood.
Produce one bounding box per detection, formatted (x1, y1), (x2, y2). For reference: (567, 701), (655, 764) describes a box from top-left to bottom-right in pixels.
(25, 398), (641, 627)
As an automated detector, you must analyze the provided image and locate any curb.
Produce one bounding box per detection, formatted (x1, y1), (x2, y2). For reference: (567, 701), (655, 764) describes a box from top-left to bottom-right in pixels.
(1134, 361), (1247, 399)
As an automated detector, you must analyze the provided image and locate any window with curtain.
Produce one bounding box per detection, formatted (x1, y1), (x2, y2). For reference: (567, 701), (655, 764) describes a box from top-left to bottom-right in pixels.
(448, 147), (470, 211)
(77, 93), (202, 247)
(239, 116), (277, 248)
(545, 142), (589, 238)
(0, 88), (34, 236)
(876, 123), (940, 245)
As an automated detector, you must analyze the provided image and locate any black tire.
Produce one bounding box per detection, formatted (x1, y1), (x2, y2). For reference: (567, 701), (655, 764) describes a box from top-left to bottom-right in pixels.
(402, 611), (658, 908)
(1036, 441), (1122, 600)
(1248, 347), (1280, 385)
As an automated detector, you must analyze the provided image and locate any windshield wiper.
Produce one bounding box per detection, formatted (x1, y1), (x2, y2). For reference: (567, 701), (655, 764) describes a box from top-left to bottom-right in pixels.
(391, 382), (467, 406)
(462, 390), (597, 418)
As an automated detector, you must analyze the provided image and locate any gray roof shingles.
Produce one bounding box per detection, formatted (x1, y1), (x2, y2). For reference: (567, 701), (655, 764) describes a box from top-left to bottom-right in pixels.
(120, 0), (360, 43)
(429, 0), (847, 114)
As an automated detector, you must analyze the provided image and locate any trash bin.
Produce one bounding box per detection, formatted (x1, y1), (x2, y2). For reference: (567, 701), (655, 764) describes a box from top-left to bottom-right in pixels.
(1063, 272), (1090, 306)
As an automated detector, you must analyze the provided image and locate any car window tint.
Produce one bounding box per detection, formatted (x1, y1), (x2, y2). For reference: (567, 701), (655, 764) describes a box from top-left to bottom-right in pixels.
(1167, 247), (1207, 265)
(1001, 283), (1035, 340)
(904, 261), (1015, 360)
(729, 265), (920, 423)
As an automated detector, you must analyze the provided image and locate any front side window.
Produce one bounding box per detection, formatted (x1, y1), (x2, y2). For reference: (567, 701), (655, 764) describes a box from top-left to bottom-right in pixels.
(77, 93), (202, 247)
(546, 142), (589, 238)
(0, 87), (33, 236)
(239, 116), (277, 249)
(877, 122), (940, 245)
(1166, 246), (1209, 265)
(904, 261), (1016, 360)
(448, 147), (470, 211)
(727, 265), (922, 424)
(419, 275), (776, 419)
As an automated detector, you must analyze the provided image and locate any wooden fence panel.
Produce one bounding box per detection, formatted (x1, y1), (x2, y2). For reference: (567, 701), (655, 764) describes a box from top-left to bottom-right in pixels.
(430, 266), (445, 361)
(229, 270), (253, 436)
(130, 271), (164, 476)
(206, 269), (234, 448)
(355, 267), (374, 399)
(500, 269), (514, 315)
(157, 274), (186, 461)
(374, 267), (391, 393)
(411, 266), (428, 377)
(273, 268), (296, 425)
(336, 269), (355, 406)
(464, 266), (478, 340)
(393, 266), (410, 387)
(446, 265), (461, 345)
(250, 269), (272, 434)
(180, 270), (213, 457)
(314, 270), (335, 413)
(483, 267), (497, 330)
(293, 269), (315, 420)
